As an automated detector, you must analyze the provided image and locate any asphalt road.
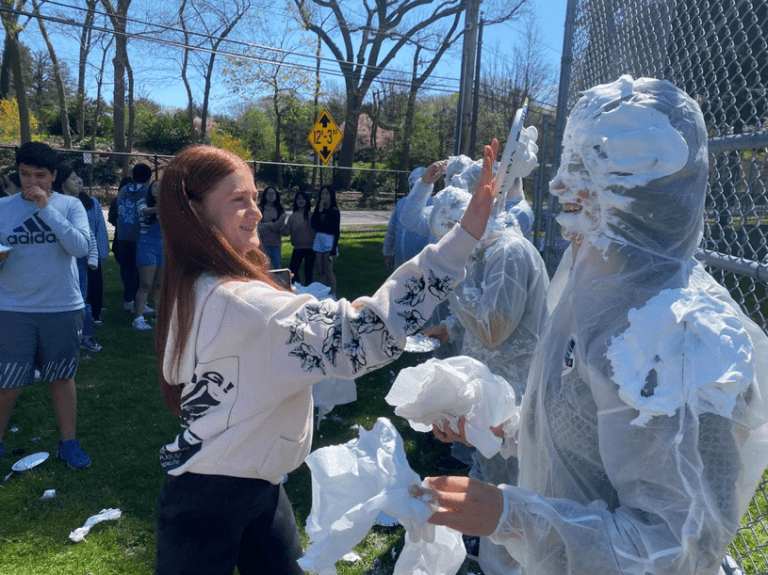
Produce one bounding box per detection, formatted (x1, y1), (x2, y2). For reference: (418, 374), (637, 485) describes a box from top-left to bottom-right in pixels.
(102, 208), (392, 237)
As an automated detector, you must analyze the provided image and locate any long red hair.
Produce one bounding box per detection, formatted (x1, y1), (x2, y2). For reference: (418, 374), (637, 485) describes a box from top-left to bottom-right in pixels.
(155, 145), (281, 415)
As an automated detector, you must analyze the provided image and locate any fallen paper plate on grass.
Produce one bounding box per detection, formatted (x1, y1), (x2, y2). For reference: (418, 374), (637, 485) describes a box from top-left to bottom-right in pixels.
(69, 508), (122, 542)
(12, 452), (49, 472)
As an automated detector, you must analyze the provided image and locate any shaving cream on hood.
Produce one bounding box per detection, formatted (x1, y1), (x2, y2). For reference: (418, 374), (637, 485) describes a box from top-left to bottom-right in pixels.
(552, 75), (708, 260)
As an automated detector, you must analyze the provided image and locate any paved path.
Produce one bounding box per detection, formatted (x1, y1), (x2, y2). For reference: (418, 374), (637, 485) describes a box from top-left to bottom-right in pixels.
(102, 208), (392, 237)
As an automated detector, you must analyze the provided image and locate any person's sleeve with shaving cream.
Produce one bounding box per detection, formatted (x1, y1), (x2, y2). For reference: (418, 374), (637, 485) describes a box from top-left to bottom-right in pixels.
(399, 178), (434, 239)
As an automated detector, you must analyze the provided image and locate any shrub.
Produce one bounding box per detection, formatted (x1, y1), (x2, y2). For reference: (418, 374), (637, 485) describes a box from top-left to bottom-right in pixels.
(0, 98), (39, 142)
(210, 128), (253, 161)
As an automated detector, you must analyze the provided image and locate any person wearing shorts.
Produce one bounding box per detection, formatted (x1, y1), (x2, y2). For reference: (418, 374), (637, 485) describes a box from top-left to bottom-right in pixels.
(132, 180), (163, 331)
(0, 142), (92, 469)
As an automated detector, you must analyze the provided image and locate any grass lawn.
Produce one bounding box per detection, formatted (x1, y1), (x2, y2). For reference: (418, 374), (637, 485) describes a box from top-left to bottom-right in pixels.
(0, 225), (481, 575)
(2, 224), (767, 574)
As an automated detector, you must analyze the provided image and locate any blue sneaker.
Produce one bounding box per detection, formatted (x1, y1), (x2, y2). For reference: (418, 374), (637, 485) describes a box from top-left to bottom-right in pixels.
(57, 439), (91, 469)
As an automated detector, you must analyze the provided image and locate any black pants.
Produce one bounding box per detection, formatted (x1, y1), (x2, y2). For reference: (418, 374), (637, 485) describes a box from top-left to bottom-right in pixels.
(114, 239), (140, 303)
(156, 472), (304, 575)
(86, 262), (103, 321)
(289, 248), (315, 286)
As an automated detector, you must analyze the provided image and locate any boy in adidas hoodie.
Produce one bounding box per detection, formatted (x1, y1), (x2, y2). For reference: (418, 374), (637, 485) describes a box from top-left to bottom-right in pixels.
(0, 142), (92, 469)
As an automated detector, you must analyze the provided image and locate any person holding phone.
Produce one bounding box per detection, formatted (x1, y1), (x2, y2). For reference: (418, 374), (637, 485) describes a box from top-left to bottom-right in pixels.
(284, 190), (316, 286)
(152, 141), (499, 575)
(311, 185), (340, 297)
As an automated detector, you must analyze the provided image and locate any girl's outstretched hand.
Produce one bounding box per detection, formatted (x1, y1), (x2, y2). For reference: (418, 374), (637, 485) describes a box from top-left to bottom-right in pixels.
(423, 475), (503, 536)
(460, 139), (499, 240)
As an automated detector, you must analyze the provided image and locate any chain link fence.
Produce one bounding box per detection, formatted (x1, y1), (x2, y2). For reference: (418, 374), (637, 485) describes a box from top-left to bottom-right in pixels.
(531, 0), (768, 571)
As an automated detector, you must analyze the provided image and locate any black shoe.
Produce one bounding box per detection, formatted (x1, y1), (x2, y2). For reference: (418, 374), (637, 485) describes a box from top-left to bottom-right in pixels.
(435, 455), (470, 470)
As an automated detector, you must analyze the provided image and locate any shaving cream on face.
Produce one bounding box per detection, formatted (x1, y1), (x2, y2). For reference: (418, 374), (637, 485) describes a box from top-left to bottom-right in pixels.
(607, 284), (754, 426)
(550, 76), (690, 249)
(428, 187), (472, 240)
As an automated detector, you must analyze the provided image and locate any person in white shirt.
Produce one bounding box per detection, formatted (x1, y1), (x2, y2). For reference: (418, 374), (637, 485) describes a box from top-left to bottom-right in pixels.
(0, 143), (92, 469)
(152, 141), (499, 575)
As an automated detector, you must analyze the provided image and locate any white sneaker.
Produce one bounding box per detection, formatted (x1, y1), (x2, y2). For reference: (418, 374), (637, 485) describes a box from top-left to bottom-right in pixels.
(130, 302), (154, 315)
(132, 316), (152, 331)
(123, 300), (134, 311)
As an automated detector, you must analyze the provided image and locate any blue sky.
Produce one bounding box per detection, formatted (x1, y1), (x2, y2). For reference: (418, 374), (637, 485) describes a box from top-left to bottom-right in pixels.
(16, 0), (567, 113)
(147, 0), (569, 112)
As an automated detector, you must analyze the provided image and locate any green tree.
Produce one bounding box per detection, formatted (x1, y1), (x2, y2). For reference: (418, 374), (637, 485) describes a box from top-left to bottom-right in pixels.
(1, 0), (32, 142)
(223, 13), (312, 187)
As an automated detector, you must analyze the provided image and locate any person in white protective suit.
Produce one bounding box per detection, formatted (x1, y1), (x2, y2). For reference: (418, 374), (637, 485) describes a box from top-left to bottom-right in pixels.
(399, 130), (539, 363)
(503, 177), (534, 240)
(421, 184), (549, 575)
(421, 76), (768, 575)
(382, 167), (430, 271)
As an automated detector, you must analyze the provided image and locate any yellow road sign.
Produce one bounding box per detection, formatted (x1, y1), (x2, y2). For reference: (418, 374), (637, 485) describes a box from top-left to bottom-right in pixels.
(308, 110), (343, 164)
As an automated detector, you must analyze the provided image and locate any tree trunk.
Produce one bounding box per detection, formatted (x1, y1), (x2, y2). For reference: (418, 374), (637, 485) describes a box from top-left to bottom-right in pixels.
(76, 0), (96, 142)
(200, 54), (214, 142)
(397, 86), (418, 195)
(111, 42), (126, 160)
(334, 89), (361, 190)
(1, 19), (32, 143)
(33, 0), (72, 148)
(125, 58), (134, 158)
(100, 0), (132, 171)
(274, 109), (282, 188)
(0, 33), (12, 99)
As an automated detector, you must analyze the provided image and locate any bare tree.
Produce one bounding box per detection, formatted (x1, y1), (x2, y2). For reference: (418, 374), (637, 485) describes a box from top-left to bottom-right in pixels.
(222, 13), (312, 186)
(293, 0), (528, 189)
(1, 0), (33, 142)
(477, 17), (557, 147)
(31, 0), (72, 147)
(75, 0), (98, 143)
(177, 0), (250, 142)
(99, 0), (134, 172)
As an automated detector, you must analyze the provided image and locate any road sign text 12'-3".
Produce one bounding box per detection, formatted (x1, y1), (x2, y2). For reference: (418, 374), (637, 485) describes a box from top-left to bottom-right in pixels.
(308, 109), (343, 164)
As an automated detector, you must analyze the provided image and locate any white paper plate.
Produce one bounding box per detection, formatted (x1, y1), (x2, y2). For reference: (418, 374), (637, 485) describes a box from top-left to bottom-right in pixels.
(404, 334), (441, 353)
(12, 451), (49, 472)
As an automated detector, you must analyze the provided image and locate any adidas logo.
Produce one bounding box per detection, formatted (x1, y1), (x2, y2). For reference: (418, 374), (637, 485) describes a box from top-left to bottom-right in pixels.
(6, 214), (58, 245)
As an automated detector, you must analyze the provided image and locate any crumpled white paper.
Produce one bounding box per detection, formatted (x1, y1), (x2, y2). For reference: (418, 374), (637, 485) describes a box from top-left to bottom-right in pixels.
(298, 418), (465, 575)
(385, 356), (520, 458)
(404, 334), (441, 353)
(68, 508), (122, 542)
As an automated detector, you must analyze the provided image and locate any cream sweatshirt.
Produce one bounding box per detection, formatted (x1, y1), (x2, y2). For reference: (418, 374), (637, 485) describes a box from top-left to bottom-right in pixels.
(159, 224), (477, 483)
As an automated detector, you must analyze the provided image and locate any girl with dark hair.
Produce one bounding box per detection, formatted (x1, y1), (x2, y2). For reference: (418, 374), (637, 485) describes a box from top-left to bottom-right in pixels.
(284, 190), (315, 286)
(57, 165), (107, 350)
(257, 186), (287, 269)
(152, 142), (498, 575)
(132, 180), (163, 330)
(310, 185), (340, 296)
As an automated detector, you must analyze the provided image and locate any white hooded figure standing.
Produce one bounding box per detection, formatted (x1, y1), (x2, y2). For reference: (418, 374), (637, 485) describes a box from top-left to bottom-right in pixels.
(422, 182), (550, 575)
(424, 75), (768, 575)
(398, 126), (540, 365)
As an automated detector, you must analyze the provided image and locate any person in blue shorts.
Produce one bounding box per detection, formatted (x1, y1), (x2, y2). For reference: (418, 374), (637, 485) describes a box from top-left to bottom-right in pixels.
(0, 142), (92, 469)
(133, 180), (163, 331)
